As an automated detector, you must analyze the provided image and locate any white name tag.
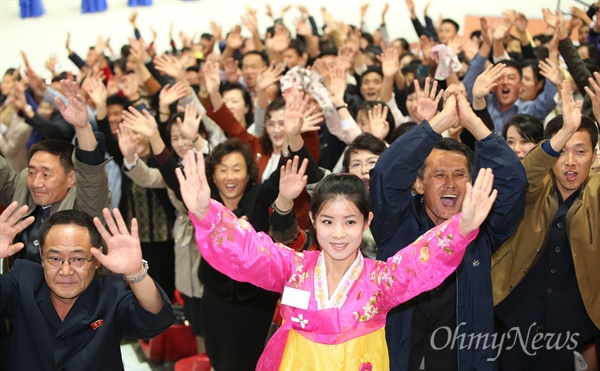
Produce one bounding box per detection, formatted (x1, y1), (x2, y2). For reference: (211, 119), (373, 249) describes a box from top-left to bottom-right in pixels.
(281, 286), (311, 310)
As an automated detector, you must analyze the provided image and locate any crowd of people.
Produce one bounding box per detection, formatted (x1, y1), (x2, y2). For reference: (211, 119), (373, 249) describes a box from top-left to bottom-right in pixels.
(1, 1), (599, 370)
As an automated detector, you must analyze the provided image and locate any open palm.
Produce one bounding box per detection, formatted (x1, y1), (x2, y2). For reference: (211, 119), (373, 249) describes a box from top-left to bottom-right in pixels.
(176, 151), (212, 221)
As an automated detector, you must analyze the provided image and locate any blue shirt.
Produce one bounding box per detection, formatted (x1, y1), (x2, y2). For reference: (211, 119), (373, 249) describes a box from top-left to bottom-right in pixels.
(463, 54), (558, 133)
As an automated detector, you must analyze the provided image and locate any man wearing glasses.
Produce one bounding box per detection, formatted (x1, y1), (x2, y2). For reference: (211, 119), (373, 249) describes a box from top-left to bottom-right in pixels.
(0, 203), (176, 371)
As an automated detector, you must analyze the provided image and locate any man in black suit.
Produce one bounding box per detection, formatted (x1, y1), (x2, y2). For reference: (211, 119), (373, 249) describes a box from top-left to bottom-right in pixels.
(0, 202), (176, 371)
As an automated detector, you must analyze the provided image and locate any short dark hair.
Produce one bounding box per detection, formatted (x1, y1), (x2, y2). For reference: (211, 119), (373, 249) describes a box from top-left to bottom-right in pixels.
(206, 138), (258, 186)
(357, 101), (396, 143)
(393, 38), (409, 51)
(502, 114), (544, 144)
(361, 32), (374, 47)
(39, 209), (102, 250)
(417, 138), (474, 179)
(242, 51), (269, 68)
(441, 18), (460, 33)
(106, 94), (131, 109)
(391, 122), (418, 142)
(286, 39), (306, 56)
(496, 59), (522, 79)
(29, 140), (75, 173)
(544, 115), (599, 149)
(318, 48), (338, 59)
(260, 98), (287, 156)
(342, 133), (387, 172)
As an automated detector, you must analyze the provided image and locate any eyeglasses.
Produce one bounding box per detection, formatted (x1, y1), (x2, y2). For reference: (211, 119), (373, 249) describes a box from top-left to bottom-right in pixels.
(42, 256), (95, 269)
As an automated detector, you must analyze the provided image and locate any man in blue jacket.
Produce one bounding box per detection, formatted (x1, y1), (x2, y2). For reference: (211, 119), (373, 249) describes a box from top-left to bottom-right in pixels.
(370, 83), (527, 370)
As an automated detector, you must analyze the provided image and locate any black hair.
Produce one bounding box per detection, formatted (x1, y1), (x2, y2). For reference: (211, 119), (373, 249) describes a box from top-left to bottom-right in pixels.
(584, 58), (600, 75)
(361, 33), (374, 47)
(502, 114), (544, 144)
(417, 138), (474, 179)
(357, 101), (396, 143)
(4, 68), (21, 81)
(544, 115), (599, 149)
(520, 59), (545, 96)
(106, 94), (131, 109)
(533, 34), (552, 45)
(220, 82), (253, 125)
(201, 33), (213, 40)
(508, 52), (523, 63)
(342, 133), (387, 172)
(318, 47), (338, 59)
(359, 66), (384, 87)
(286, 39), (307, 56)
(470, 30), (482, 39)
(260, 98), (286, 156)
(496, 59), (522, 79)
(391, 121), (418, 142)
(310, 173), (370, 223)
(39, 209), (102, 250)
(29, 140), (75, 173)
(206, 138), (258, 187)
(533, 46), (549, 62)
(393, 38), (409, 51)
(164, 112), (208, 159)
(51, 72), (69, 84)
(406, 76), (434, 97)
(441, 18), (460, 33)
(242, 50), (269, 68)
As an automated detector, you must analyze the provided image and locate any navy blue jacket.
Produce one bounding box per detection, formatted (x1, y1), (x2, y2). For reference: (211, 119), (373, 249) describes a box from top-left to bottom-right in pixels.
(370, 122), (527, 371)
(0, 260), (176, 371)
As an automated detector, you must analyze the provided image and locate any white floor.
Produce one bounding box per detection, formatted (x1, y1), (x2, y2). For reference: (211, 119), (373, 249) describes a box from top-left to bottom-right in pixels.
(121, 343), (153, 371)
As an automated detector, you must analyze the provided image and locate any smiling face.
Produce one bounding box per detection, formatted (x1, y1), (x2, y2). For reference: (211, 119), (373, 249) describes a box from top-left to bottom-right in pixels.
(212, 151), (249, 209)
(169, 124), (193, 159)
(241, 54), (266, 91)
(42, 224), (100, 307)
(310, 198), (372, 271)
(347, 149), (379, 189)
(360, 72), (383, 101)
(223, 89), (249, 126)
(552, 130), (597, 200)
(414, 149), (470, 225)
(265, 108), (286, 153)
(438, 22), (458, 45)
(27, 151), (76, 207)
(519, 66), (543, 102)
(107, 103), (125, 138)
(506, 125), (536, 161)
(493, 66), (522, 110)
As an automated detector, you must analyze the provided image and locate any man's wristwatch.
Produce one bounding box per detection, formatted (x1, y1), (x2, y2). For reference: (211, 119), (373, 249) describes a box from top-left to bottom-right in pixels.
(124, 259), (149, 284)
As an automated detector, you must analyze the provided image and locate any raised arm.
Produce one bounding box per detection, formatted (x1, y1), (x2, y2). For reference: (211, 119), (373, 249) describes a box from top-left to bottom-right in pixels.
(177, 151), (296, 293)
(378, 168), (496, 311)
(0, 202), (35, 259)
(56, 80), (97, 151)
(371, 81), (454, 250)
(92, 208), (172, 315)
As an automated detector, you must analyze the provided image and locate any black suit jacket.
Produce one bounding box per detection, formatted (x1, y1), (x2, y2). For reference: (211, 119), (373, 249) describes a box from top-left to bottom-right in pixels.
(0, 260), (176, 371)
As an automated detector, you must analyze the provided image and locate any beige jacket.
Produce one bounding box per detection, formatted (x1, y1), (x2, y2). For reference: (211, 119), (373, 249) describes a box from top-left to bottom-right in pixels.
(125, 160), (203, 298)
(491, 141), (600, 328)
(0, 110), (32, 172)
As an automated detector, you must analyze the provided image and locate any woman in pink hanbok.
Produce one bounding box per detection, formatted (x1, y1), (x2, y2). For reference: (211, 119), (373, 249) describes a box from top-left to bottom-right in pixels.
(177, 149), (497, 371)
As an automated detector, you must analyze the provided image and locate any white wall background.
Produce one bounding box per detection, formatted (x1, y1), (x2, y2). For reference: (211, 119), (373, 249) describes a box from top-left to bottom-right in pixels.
(0, 0), (571, 78)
